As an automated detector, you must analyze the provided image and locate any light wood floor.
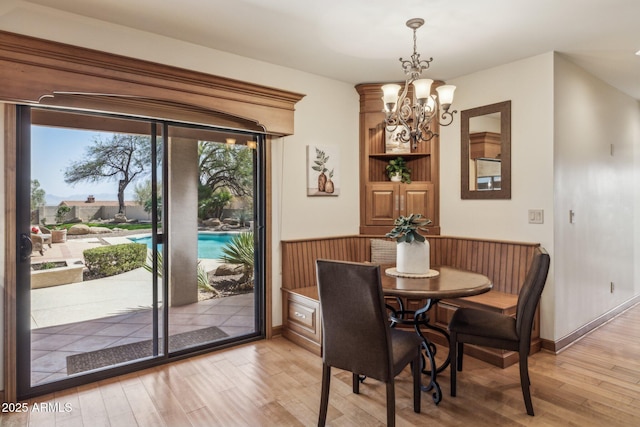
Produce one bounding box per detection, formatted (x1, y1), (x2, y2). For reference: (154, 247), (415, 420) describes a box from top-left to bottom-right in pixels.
(2, 303), (640, 427)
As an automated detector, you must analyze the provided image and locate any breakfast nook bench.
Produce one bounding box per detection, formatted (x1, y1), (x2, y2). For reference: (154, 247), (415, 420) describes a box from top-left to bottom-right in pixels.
(281, 235), (541, 368)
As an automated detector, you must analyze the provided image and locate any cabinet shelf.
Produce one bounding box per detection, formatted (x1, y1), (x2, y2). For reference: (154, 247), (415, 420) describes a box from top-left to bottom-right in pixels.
(369, 152), (430, 159)
(356, 82), (441, 235)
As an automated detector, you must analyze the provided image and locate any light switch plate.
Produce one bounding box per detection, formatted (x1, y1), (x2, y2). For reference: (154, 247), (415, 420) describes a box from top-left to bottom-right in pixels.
(528, 209), (544, 224)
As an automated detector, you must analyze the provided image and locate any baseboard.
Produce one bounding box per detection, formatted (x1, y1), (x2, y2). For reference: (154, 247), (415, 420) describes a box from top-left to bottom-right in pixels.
(271, 324), (283, 337)
(542, 295), (640, 353)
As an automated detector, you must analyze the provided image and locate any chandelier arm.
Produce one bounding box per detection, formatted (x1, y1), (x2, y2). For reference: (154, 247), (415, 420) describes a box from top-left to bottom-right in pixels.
(438, 110), (457, 127)
(417, 128), (437, 144)
(395, 110), (413, 144)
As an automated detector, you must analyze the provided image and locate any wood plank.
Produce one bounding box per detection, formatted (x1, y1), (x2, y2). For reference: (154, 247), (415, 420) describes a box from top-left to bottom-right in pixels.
(4, 304), (640, 426)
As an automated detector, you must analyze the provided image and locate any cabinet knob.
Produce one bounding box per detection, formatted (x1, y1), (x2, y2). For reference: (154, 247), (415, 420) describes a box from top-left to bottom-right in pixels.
(294, 312), (306, 319)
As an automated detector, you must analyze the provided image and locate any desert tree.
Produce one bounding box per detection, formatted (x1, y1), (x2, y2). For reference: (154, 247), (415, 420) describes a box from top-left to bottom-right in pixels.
(64, 134), (151, 214)
(30, 179), (46, 211)
(198, 142), (253, 219)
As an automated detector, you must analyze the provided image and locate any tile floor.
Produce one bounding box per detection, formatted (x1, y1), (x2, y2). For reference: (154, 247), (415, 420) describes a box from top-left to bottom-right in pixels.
(29, 233), (255, 386)
(31, 292), (255, 385)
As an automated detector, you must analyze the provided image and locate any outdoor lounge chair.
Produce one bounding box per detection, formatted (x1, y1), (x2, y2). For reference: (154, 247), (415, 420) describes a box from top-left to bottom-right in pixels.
(30, 233), (45, 256)
(38, 225), (53, 248)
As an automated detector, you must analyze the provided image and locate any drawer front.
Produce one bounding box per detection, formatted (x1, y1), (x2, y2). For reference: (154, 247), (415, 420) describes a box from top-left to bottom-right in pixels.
(288, 299), (316, 331)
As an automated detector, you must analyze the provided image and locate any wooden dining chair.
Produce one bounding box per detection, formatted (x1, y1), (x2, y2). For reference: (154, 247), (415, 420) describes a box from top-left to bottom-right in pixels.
(448, 247), (550, 416)
(316, 259), (422, 427)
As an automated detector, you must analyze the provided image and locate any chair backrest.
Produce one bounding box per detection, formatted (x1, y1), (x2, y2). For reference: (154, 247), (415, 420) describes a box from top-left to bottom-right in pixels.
(516, 247), (550, 346)
(316, 259), (393, 382)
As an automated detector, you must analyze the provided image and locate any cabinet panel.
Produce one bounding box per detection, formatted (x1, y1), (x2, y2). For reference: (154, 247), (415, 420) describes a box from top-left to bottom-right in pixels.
(282, 288), (321, 355)
(404, 183), (435, 220)
(365, 183), (397, 225)
(364, 182), (434, 227)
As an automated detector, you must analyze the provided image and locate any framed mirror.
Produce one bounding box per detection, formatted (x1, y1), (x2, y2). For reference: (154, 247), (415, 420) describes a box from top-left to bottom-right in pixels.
(461, 100), (511, 199)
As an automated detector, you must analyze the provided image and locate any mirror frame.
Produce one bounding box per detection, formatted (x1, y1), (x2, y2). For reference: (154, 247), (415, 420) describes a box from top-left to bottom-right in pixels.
(461, 100), (511, 199)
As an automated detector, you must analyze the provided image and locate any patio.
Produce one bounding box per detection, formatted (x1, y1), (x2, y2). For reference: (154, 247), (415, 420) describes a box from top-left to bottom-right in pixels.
(30, 233), (255, 385)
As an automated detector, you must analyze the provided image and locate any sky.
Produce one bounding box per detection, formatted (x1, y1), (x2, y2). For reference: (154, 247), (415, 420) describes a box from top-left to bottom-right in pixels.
(31, 126), (137, 203)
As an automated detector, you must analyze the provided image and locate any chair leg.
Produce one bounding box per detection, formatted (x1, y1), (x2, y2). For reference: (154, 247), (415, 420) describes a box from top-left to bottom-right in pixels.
(412, 356), (421, 413)
(386, 380), (396, 427)
(457, 342), (464, 371)
(519, 351), (534, 416)
(318, 364), (331, 427)
(352, 372), (360, 394)
(450, 332), (457, 397)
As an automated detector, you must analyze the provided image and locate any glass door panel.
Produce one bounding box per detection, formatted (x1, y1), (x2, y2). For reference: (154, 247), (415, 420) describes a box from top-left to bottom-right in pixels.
(18, 108), (164, 393)
(164, 125), (258, 353)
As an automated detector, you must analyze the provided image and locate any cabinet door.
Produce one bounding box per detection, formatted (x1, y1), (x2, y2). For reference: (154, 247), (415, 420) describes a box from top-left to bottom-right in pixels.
(402, 183), (435, 220)
(365, 183), (398, 226)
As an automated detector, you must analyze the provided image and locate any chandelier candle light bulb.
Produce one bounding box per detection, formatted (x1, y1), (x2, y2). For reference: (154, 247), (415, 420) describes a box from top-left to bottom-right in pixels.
(412, 79), (433, 101)
(382, 84), (401, 112)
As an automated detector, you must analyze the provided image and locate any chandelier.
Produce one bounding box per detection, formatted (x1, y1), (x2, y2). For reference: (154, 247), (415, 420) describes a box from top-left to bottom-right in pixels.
(382, 18), (456, 149)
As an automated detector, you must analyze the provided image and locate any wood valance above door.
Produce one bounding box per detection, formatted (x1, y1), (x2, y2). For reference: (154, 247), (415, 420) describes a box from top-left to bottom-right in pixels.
(0, 30), (304, 135)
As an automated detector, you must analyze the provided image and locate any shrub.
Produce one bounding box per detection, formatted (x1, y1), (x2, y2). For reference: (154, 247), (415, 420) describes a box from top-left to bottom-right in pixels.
(143, 251), (216, 295)
(221, 232), (255, 283)
(83, 243), (147, 278)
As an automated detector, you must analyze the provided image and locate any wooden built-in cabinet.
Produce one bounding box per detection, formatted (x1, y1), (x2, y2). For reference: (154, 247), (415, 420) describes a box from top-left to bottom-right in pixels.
(365, 182), (435, 227)
(356, 83), (441, 235)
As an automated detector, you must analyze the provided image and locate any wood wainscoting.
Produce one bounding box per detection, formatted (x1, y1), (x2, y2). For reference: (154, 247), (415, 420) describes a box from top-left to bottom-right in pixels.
(281, 234), (541, 367)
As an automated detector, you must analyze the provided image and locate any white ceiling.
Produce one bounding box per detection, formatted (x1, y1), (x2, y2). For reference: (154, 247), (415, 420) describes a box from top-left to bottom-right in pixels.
(21, 0), (640, 100)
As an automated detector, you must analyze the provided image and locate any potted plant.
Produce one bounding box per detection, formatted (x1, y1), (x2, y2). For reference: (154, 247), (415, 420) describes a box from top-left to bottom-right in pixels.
(385, 157), (411, 183)
(386, 213), (432, 274)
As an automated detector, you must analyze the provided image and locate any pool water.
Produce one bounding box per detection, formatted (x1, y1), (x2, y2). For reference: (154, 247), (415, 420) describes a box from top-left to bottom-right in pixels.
(129, 232), (236, 259)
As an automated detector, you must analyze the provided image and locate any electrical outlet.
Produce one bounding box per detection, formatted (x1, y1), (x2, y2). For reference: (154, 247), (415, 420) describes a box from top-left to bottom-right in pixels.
(528, 209), (544, 224)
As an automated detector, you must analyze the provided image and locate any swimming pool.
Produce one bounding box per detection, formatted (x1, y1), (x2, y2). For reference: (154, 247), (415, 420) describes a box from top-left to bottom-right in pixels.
(129, 232), (236, 259)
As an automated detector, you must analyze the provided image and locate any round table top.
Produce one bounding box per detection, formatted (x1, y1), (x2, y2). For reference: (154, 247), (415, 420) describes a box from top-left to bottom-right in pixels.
(380, 265), (492, 300)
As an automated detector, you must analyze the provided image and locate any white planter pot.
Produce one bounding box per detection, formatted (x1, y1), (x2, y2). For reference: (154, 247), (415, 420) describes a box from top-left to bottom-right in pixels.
(390, 173), (402, 182)
(396, 240), (430, 274)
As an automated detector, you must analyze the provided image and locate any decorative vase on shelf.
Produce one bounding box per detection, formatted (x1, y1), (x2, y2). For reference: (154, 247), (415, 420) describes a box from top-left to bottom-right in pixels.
(396, 240), (430, 274)
(390, 172), (402, 182)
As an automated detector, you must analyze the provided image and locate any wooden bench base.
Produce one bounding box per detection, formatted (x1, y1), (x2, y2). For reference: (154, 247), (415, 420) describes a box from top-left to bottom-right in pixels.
(282, 288), (321, 356)
(280, 235), (541, 368)
(283, 287), (540, 368)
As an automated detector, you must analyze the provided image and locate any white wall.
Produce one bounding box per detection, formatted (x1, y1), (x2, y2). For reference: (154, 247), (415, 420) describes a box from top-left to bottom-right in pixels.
(0, 4), (361, 331)
(439, 53), (557, 339)
(440, 51), (640, 342)
(553, 53), (640, 339)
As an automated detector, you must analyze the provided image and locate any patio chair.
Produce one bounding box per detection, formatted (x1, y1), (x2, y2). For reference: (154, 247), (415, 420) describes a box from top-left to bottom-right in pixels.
(38, 225), (53, 248)
(30, 233), (45, 256)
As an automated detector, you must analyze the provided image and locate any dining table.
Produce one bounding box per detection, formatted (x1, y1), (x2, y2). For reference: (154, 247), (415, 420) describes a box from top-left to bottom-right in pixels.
(380, 265), (493, 404)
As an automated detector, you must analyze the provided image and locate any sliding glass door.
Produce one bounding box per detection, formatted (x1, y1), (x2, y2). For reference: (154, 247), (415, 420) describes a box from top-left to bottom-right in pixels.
(15, 106), (264, 399)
